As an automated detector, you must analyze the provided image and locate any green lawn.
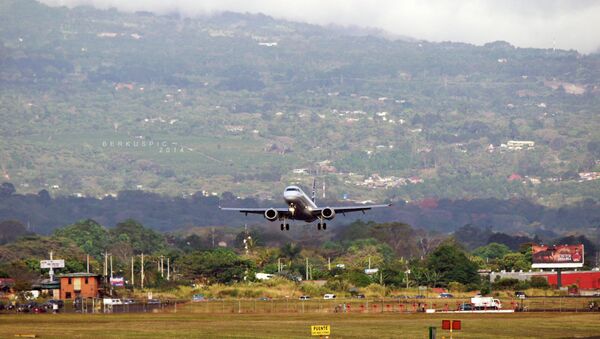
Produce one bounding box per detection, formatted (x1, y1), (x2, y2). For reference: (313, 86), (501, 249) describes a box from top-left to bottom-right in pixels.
(1, 312), (599, 338)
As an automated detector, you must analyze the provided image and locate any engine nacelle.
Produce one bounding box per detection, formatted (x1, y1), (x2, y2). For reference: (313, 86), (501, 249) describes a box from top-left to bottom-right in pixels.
(321, 207), (336, 220)
(264, 208), (279, 221)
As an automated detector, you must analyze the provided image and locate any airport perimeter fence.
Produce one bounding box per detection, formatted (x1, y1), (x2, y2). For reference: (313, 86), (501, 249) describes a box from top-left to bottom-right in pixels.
(180, 296), (600, 314)
(2, 296), (598, 315)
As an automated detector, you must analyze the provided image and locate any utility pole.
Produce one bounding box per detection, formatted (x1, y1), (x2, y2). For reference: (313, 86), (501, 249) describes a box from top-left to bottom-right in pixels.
(305, 258), (309, 281)
(104, 251), (108, 277)
(328, 257), (331, 271)
(160, 255), (164, 278)
(110, 255), (113, 279)
(167, 258), (170, 281)
(278, 258), (281, 273)
(86, 254), (90, 274)
(211, 227), (215, 248)
(131, 256), (135, 287)
(141, 253), (145, 290)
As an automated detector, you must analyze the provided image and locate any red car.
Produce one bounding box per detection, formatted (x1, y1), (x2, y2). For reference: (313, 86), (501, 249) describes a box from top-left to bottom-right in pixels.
(31, 306), (47, 314)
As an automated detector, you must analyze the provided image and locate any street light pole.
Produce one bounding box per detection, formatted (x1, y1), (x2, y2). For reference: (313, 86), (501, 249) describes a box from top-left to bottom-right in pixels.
(141, 253), (145, 290)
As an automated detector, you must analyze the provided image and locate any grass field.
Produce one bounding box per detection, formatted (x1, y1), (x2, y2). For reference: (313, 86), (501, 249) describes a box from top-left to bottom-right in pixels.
(1, 312), (599, 338)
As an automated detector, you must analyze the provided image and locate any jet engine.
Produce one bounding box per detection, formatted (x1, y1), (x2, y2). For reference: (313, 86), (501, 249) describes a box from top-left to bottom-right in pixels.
(264, 208), (279, 221)
(321, 207), (336, 220)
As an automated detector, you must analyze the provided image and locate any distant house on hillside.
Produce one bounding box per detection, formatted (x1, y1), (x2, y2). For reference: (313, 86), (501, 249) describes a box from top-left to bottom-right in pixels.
(503, 140), (535, 150)
(292, 168), (309, 175)
(508, 173), (523, 181)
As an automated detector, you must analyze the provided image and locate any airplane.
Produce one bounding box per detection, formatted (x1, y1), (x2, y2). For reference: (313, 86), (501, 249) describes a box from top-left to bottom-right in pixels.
(220, 180), (390, 231)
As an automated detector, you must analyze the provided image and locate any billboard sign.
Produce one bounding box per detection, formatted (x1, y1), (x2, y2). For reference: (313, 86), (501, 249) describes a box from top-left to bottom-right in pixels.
(110, 277), (125, 287)
(40, 260), (65, 269)
(532, 244), (584, 268)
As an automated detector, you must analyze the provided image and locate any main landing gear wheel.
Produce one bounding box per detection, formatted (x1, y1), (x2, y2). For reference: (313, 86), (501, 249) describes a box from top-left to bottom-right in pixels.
(317, 223), (327, 230)
(280, 223), (290, 231)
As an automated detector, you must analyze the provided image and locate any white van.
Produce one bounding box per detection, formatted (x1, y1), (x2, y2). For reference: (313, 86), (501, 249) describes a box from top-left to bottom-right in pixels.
(323, 294), (336, 300)
(103, 298), (123, 305)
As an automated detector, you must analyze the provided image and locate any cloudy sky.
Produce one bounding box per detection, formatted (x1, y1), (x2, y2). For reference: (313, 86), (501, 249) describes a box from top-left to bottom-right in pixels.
(42, 0), (600, 53)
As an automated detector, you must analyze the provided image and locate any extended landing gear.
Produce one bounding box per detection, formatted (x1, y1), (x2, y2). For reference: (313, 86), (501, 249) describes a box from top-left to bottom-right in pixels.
(280, 223), (290, 231)
(317, 222), (327, 230)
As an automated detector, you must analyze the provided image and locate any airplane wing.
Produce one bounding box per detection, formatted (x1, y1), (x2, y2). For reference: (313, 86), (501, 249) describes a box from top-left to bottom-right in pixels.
(219, 207), (292, 217)
(313, 204), (391, 215)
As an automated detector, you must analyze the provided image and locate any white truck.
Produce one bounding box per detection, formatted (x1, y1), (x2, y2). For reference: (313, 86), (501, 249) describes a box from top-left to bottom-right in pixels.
(470, 296), (502, 310)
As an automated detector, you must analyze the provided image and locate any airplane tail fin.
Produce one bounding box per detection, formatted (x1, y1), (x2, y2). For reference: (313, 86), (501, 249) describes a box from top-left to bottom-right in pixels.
(311, 177), (317, 203)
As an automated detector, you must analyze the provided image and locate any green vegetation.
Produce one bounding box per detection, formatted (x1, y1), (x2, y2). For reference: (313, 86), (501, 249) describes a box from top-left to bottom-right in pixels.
(0, 218), (597, 300)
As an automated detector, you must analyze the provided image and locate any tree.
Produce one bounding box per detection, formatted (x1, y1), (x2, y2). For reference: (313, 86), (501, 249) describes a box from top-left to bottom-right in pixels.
(177, 248), (253, 284)
(110, 219), (165, 254)
(499, 252), (530, 271)
(372, 222), (419, 258)
(454, 224), (492, 250)
(54, 219), (109, 257)
(280, 243), (302, 261)
(426, 241), (480, 286)
(473, 243), (511, 260)
(335, 220), (376, 243)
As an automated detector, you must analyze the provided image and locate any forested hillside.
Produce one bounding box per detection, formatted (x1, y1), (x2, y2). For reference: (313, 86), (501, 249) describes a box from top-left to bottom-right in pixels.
(1, 1), (599, 213)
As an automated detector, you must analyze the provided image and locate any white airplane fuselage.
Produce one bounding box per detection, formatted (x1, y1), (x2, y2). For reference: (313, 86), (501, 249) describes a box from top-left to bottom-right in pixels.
(282, 185), (318, 222)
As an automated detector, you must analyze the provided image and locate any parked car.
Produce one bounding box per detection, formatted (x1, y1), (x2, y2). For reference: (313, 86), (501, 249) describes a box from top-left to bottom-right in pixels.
(438, 293), (454, 298)
(458, 303), (473, 311)
(323, 294), (336, 300)
(257, 297), (271, 301)
(192, 294), (205, 302)
(122, 298), (136, 304)
(356, 294), (366, 299)
(44, 299), (64, 309)
(16, 304), (30, 313)
(515, 291), (527, 299)
(31, 306), (47, 314)
(414, 295), (426, 299)
(299, 295), (311, 301)
(147, 299), (161, 305)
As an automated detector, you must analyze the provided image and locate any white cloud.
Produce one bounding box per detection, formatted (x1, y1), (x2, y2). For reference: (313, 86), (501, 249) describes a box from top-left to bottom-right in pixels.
(41, 0), (600, 53)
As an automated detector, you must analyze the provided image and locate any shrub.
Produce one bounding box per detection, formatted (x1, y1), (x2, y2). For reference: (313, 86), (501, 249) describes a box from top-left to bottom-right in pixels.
(515, 280), (531, 290)
(300, 283), (326, 296)
(448, 281), (466, 293)
(364, 283), (386, 297)
(530, 276), (550, 289)
(346, 270), (372, 287)
(492, 278), (520, 290)
(324, 278), (350, 292)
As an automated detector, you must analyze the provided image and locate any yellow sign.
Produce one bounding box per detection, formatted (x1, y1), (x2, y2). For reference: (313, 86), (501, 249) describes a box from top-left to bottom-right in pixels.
(311, 325), (331, 336)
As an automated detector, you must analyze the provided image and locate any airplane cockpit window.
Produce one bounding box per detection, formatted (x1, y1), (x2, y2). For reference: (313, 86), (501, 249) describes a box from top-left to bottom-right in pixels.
(286, 187), (299, 191)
